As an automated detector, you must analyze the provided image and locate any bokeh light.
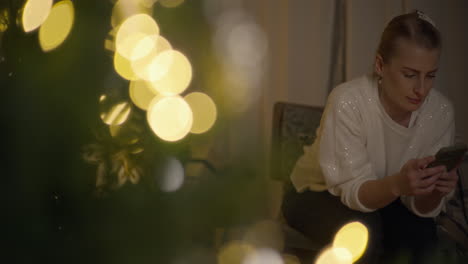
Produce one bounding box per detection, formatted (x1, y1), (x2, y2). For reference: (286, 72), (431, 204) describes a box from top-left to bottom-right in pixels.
(22, 0), (52, 33)
(149, 50), (193, 96)
(159, 0), (185, 8)
(225, 21), (268, 69)
(140, 0), (159, 8)
(147, 96), (193, 142)
(184, 92), (217, 134)
(0, 9), (9, 32)
(111, 0), (154, 28)
(133, 34), (157, 59)
(131, 35), (173, 81)
(117, 31), (154, 62)
(211, 9), (269, 113)
(145, 48), (175, 83)
(158, 157), (185, 192)
(38, 0), (75, 52)
(315, 247), (353, 264)
(243, 248), (284, 264)
(333, 222), (369, 263)
(114, 52), (139, 81)
(129, 80), (158, 110)
(100, 96), (132, 126)
(115, 14), (159, 60)
(218, 241), (255, 264)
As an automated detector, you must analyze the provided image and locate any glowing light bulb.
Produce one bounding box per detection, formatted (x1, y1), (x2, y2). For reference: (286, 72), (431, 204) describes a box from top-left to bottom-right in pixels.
(131, 35), (173, 81)
(333, 222), (369, 263)
(149, 50), (192, 96)
(114, 52), (139, 81)
(22, 0), (52, 33)
(315, 247), (353, 264)
(129, 80), (158, 110)
(38, 0), (74, 52)
(115, 14), (159, 60)
(184, 92), (217, 134)
(146, 96), (193, 142)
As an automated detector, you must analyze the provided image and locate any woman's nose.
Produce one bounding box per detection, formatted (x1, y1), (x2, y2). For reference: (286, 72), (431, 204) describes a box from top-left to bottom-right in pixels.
(414, 78), (425, 96)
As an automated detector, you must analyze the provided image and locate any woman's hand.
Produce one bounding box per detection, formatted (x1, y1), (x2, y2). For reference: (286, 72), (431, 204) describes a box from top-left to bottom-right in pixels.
(392, 156), (446, 196)
(412, 158), (460, 215)
(434, 166), (459, 195)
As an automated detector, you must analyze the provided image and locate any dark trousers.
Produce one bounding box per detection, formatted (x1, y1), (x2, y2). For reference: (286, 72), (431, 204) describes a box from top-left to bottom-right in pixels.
(281, 187), (438, 264)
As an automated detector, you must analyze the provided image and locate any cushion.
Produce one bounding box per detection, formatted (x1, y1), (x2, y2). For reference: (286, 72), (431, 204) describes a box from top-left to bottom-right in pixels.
(271, 102), (323, 182)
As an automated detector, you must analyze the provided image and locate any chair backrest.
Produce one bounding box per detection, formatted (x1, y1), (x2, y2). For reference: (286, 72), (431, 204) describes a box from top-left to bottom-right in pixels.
(270, 102), (324, 182)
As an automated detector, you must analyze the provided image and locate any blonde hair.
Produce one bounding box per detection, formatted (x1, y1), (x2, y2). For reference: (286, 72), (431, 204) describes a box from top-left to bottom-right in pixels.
(377, 10), (441, 63)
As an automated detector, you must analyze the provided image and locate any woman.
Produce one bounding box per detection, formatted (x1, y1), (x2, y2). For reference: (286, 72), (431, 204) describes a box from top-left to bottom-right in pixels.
(282, 10), (459, 263)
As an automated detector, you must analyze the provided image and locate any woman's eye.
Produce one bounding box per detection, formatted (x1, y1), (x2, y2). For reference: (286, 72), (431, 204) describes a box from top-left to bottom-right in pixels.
(426, 74), (436, 79)
(403, 73), (416, 78)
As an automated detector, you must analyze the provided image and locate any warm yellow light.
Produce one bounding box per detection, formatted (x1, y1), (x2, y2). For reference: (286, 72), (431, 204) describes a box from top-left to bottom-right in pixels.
(115, 14), (159, 60)
(333, 222), (369, 263)
(147, 96), (193, 142)
(22, 0), (52, 33)
(100, 101), (132, 126)
(315, 247), (353, 264)
(159, 0), (185, 8)
(0, 9), (9, 32)
(39, 0), (74, 52)
(140, 0), (159, 8)
(149, 50), (192, 96)
(114, 52), (139, 81)
(117, 31), (152, 62)
(218, 241), (255, 264)
(145, 47), (175, 83)
(111, 0), (153, 28)
(244, 248), (283, 264)
(129, 80), (158, 110)
(133, 34), (156, 59)
(184, 92), (217, 134)
(131, 35), (172, 81)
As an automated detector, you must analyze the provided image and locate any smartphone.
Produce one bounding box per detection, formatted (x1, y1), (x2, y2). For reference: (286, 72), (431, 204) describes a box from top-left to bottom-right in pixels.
(426, 143), (468, 171)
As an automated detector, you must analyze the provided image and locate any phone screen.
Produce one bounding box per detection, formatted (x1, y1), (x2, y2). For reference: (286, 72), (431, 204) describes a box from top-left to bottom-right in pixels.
(427, 143), (468, 171)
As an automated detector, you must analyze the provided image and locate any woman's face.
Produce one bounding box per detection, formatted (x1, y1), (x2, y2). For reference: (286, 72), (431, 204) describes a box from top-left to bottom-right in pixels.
(376, 38), (440, 118)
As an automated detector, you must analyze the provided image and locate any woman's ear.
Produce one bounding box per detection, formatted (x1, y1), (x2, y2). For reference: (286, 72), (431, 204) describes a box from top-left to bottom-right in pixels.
(375, 54), (384, 77)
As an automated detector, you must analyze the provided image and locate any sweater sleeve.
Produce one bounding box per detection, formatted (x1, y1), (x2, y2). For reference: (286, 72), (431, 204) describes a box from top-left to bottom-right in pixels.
(401, 102), (456, 218)
(319, 89), (377, 212)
